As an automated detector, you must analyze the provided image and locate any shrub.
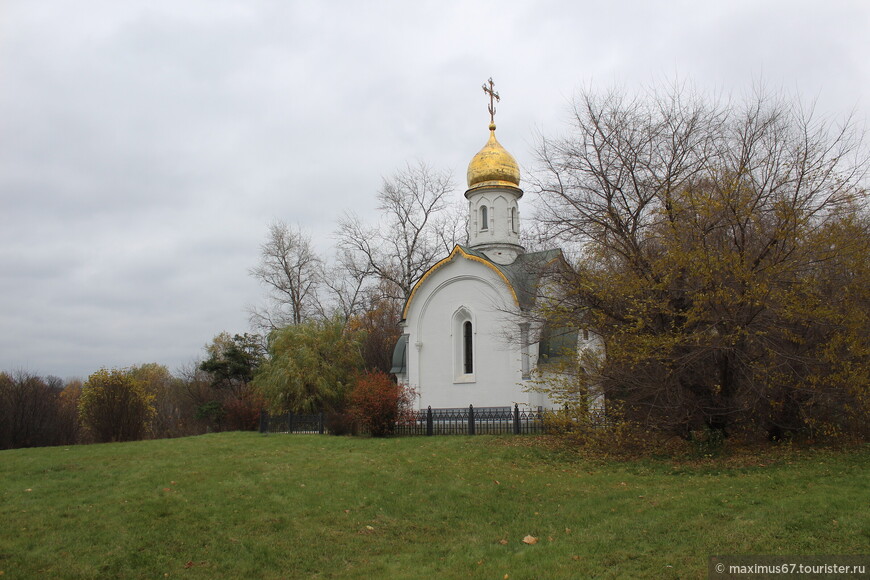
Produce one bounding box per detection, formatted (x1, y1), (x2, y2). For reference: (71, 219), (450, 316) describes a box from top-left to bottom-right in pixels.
(325, 411), (356, 436)
(348, 370), (415, 437)
(78, 368), (156, 443)
(223, 391), (266, 431)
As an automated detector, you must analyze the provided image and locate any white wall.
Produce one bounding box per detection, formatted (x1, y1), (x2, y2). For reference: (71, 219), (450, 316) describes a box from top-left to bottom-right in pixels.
(403, 255), (533, 409)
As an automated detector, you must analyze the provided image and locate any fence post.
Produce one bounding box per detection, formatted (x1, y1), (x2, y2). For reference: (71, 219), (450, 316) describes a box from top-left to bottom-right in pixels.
(426, 406), (433, 436)
(319, 411), (324, 434)
(288, 411), (294, 434)
(513, 403), (520, 435)
(468, 404), (475, 435)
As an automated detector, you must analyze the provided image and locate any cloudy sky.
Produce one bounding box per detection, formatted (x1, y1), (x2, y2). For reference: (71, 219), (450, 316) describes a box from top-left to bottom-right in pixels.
(1, 0), (867, 379)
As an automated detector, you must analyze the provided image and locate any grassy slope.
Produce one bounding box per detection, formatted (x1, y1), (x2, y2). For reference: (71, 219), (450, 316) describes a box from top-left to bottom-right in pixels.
(0, 433), (867, 579)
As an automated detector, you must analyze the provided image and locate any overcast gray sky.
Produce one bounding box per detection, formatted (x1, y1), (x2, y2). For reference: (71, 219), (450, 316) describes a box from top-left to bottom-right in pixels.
(1, 0), (867, 379)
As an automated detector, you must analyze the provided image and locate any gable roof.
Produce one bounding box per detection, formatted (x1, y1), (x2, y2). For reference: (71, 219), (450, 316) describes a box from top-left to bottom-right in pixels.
(401, 244), (567, 320)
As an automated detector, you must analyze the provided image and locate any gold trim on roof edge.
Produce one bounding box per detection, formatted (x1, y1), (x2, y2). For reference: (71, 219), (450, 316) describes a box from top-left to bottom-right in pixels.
(401, 245), (520, 320)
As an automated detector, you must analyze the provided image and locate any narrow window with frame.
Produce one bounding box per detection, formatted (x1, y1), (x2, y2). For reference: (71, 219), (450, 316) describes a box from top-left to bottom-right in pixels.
(479, 206), (488, 231)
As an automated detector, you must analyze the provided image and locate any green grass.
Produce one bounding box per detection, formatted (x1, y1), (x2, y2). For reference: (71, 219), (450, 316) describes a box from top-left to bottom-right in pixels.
(0, 434), (867, 579)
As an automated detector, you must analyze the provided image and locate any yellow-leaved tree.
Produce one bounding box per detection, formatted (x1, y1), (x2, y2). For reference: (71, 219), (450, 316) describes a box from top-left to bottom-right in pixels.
(532, 84), (869, 443)
(78, 368), (156, 442)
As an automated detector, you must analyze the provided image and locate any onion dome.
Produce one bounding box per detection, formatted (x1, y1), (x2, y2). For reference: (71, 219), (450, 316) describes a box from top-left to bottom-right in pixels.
(466, 123), (521, 189)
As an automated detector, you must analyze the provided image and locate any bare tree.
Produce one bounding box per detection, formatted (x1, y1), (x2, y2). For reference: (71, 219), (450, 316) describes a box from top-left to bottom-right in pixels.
(0, 370), (65, 449)
(315, 248), (372, 323)
(337, 161), (461, 305)
(249, 221), (322, 330)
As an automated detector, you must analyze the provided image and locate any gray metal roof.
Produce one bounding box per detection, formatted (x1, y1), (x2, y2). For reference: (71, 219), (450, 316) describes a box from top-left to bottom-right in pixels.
(457, 245), (565, 311)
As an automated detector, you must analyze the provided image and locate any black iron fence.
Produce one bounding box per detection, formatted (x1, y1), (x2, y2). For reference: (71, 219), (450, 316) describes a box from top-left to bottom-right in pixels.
(259, 411), (325, 434)
(258, 404), (546, 436)
(394, 405), (546, 436)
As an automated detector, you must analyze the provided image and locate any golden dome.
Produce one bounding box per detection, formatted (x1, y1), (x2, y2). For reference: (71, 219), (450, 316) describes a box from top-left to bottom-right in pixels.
(466, 123), (520, 189)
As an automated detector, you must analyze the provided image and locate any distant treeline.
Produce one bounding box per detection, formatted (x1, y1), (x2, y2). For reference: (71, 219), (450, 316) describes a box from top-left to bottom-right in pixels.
(0, 361), (260, 450)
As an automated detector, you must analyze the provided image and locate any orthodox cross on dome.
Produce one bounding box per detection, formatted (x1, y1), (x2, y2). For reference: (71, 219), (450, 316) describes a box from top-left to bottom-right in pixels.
(482, 77), (500, 126)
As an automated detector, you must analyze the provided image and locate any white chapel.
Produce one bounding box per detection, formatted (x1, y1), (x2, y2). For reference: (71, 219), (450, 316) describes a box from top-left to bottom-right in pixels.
(391, 83), (590, 410)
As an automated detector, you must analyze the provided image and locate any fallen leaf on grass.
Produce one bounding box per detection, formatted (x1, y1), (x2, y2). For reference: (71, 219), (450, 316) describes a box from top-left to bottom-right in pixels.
(498, 539), (508, 545)
(522, 535), (538, 545)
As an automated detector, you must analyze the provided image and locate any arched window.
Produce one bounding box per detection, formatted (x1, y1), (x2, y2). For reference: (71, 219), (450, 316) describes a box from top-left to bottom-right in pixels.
(453, 307), (475, 382)
(510, 207), (518, 233)
(479, 206), (488, 231)
(463, 321), (473, 374)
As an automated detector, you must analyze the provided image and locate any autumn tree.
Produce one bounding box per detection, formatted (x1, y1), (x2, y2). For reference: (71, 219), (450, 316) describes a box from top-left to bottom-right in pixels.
(532, 84), (869, 441)
(56, 379), (82, 444)
(253, 318), (364, 414)
(78, 368), (156, 442)
(346, 282), (404, 373)
(127, 363), (197, 439)
(250, 221), (323, 330)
